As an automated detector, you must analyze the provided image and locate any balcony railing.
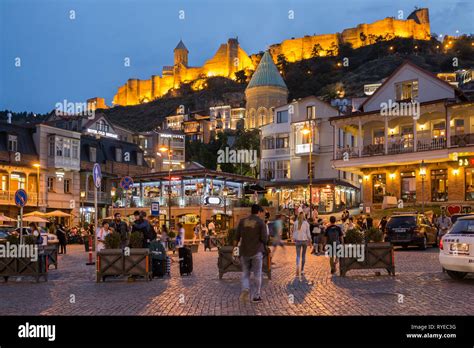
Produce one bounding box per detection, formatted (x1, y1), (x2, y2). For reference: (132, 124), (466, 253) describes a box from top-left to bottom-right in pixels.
(450, 133), (474, 147)
(0, 191), (38, 205)
(417, 137), (446, 151)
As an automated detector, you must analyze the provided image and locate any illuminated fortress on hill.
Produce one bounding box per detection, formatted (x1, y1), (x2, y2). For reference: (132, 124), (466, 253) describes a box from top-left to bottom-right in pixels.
(110, 8), (430, 107)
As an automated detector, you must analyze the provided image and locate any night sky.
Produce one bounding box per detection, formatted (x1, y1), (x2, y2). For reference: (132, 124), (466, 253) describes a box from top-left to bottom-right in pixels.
(0, 0), (472, 113)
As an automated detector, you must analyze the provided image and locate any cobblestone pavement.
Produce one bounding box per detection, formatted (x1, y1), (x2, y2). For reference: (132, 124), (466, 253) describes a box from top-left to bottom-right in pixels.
(0, 244), (472, 316)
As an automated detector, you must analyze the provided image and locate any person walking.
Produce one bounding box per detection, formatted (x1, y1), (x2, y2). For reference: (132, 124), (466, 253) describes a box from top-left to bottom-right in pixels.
(176, 222), (185, 248)
(292, 212), (312, 276)
(208, 220), (215, 236)
(311, 218), (324, 255)
(192, 223), (201, 244)
(270, 214), (285, 258)
(234, 204), (268, 303)
(56, 224), (67, 254)
(109, 212), (129, 249)
(324, 216), (344, 274)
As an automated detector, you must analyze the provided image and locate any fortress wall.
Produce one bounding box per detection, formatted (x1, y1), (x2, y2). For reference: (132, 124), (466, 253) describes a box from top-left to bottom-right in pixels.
(152, 75), (161, 99)
(138, 79), (152, 102)
(202, 44), (230, 77)
(269, 33), (339, 62)
(126, 79), (139, 105)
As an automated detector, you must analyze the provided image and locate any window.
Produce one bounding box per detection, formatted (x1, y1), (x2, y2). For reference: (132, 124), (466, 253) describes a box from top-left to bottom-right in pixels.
(96, 120), (109, 133)
(263, 162), (275, 180)
(275, 134), (289, 148)
(372, 174), (386, 203)
(89, 146), (97, 162)
(47, 177), (55, 192)
(302, 131), (311, 144)
(433, 122), (446, 138)
(306, 105), (316, 119)
(454, 119), (464, 135)
(115, 147), (122, 162)
(401, 126), (414, 148)
(7, 135), (17, 152)
(373, 129), (385, 145)
(276, 161), (290, 179)
(262, 137), (274, 150)
(431, 169), (448, 202)
(465, 169), (474, 201)
(48, 137), (55, 157)
(395, 79), (419, 101)
(137, 152), (143, 166)
(72, 141), (79, 159)
(276, 110), (288, 123)
(63, 138), (71, 158)
(64, 179), (71, 193)
(400, 171), (416, 202)
(56, 138), (63, 156)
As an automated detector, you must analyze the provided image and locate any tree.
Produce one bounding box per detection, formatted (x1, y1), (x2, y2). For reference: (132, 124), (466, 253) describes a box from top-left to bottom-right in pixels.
(276, 54), (288, 74)
(311, 43), (323, 58)
(234, 70), (247, 84)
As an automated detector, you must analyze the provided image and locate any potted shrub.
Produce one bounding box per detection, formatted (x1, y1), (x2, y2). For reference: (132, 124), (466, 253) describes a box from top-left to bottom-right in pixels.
(339, 227), (395, 277)
(129, 231), (143, 248)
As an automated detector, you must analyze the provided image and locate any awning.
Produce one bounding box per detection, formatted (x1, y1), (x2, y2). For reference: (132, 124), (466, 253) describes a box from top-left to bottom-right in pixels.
(45, 210), (72, 217)
(263, 178), (359, 190)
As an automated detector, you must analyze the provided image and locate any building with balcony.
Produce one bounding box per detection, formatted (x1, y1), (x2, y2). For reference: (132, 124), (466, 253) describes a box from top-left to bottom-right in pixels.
(0, 122), (41, 217)
(261, 96), (360, 212)
(155, 130), (186, 171)
(209, 105), (245, 131)
(33, 124), (82, 223)
(80, 135), (150, 222)
(330, 61), (474, 208)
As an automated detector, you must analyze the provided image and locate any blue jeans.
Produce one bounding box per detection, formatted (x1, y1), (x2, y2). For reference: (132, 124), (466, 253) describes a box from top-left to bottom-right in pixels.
(240, 252), (263, 298)
(295, 241), (308, 271)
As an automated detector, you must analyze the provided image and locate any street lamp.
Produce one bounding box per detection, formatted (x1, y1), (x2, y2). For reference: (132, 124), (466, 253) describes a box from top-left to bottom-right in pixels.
(80, 191), (86, 226)
(160, 139), (172, 229)
(301, 123), (313, 219)
(110, 187), (116, 217)
(222, 186), (229, 230)
(33, 163), (40, 207)
(419, 160), (427, 213)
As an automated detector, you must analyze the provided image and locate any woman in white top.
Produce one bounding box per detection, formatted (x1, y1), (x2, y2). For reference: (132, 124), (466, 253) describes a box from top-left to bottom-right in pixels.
(292, 212), (312, 276)
(96, 221), (110, 252)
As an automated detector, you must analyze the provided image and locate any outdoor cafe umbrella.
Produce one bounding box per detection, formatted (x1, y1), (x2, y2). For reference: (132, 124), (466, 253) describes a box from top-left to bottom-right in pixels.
(45, 210), (72, 218)
(0, 215), (17, 222)
(22, 216), (49, 223)
(23, 211), (47, 217)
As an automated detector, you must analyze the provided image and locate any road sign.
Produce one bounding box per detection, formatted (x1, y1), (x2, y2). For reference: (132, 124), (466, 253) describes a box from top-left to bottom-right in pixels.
(93, 163), (102, 188)
(14, 189), (28, 207)
(120, 176), (134, 190)
(151, 202), (160, 217)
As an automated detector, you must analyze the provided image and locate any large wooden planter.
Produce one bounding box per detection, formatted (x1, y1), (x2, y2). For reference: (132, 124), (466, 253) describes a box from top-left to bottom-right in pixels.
(339, 242), (395, 277)
(97, 249), (152, 282)
(217, 246), (271, 280)
(0, 255), (48, 282)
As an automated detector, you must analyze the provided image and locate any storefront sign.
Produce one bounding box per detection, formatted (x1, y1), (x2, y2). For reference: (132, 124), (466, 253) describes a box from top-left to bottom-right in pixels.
(205, 196), (222, 205)
(151, 202), (160, 217)
(458, 157), (474, 167)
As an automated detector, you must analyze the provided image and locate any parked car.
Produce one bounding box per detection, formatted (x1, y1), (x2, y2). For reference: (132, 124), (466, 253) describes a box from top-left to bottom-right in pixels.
(450, 213), (474, 225)
(384, 213), (437, 250)
(439, 215), (474, 280)
(13, 227), (59, 245)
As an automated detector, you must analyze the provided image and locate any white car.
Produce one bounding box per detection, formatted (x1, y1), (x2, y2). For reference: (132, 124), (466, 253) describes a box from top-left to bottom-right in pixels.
(439, 216), (474, 280)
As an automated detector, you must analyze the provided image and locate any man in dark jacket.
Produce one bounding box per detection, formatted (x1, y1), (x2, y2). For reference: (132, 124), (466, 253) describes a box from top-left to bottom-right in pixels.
(324, 216), (344, 274)
(132, 211), (156, 248)
(234, 204), (268, 303)
(109, 212), (129, 249)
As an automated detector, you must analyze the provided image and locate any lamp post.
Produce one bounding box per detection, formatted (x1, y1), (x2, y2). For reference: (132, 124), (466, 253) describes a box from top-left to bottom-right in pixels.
(419, 160), (426, 213)
(80, 191), (86, 226)
(160, 139), (172, 230)
(222, 186), (229, 230)
(301, 122), (313, 219)
(110, 187), (116, 218)
(33, 163), (40, 207)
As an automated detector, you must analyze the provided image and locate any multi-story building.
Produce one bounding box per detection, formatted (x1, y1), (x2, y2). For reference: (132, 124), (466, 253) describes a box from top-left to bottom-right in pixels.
(261, 96), (360, 212)
(331, 61), (474, 209)
(33, 123), (82, 223)
(209, 105), (245, 131)
(0, 122), (41, 217)
(80, 135), (149, 221)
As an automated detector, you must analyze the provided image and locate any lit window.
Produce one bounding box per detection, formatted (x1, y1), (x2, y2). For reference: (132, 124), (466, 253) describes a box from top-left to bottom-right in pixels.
(395, 79), (419, 101)
(306, 106), (316, 119)
(47, 177), (55, 192)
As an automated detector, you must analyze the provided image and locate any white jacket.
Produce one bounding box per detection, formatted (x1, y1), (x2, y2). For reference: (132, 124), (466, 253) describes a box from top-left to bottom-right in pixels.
(292, 220), (312, 242)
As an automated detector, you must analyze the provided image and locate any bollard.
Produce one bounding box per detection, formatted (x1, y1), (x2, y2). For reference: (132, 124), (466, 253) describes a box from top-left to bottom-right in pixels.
(86, 235), (95, 266)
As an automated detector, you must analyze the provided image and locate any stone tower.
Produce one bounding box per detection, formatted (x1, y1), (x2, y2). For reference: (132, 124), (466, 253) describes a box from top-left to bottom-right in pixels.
(245, 51), (288, 129)
(174, 40), (188, 67)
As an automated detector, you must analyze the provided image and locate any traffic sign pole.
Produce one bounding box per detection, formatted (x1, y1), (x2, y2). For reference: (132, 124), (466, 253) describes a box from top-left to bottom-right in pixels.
(20, 206), (23, 244)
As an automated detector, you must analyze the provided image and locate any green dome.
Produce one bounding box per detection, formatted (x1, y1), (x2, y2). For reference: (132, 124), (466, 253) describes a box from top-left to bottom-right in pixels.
(247, 51), (287, 90)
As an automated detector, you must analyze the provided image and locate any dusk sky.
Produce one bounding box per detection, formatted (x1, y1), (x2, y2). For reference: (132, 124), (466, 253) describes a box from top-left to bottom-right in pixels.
(0, 0), (472, 113)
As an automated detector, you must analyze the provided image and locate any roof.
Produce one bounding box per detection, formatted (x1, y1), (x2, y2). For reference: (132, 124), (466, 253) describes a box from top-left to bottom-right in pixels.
(360, 60), (464, 111)
(174, 40), (188, 52)
(0, 122), (37, 156)
(80, 135), (147, 167)
(246, 51), (287, 90)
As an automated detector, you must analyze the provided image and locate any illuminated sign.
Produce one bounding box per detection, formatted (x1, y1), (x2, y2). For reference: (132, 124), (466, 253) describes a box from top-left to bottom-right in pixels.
(205, 196), (222, 205)
(87, 128), (118, 139)
(295, 143), (312, 154)
(160, 133), (185, 139)
(458, 157), (474, 167)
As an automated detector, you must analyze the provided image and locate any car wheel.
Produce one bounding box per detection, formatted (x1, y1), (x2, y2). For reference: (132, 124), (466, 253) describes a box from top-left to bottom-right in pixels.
(446, 270), (467, 280)
(419, 236), (427, 250)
